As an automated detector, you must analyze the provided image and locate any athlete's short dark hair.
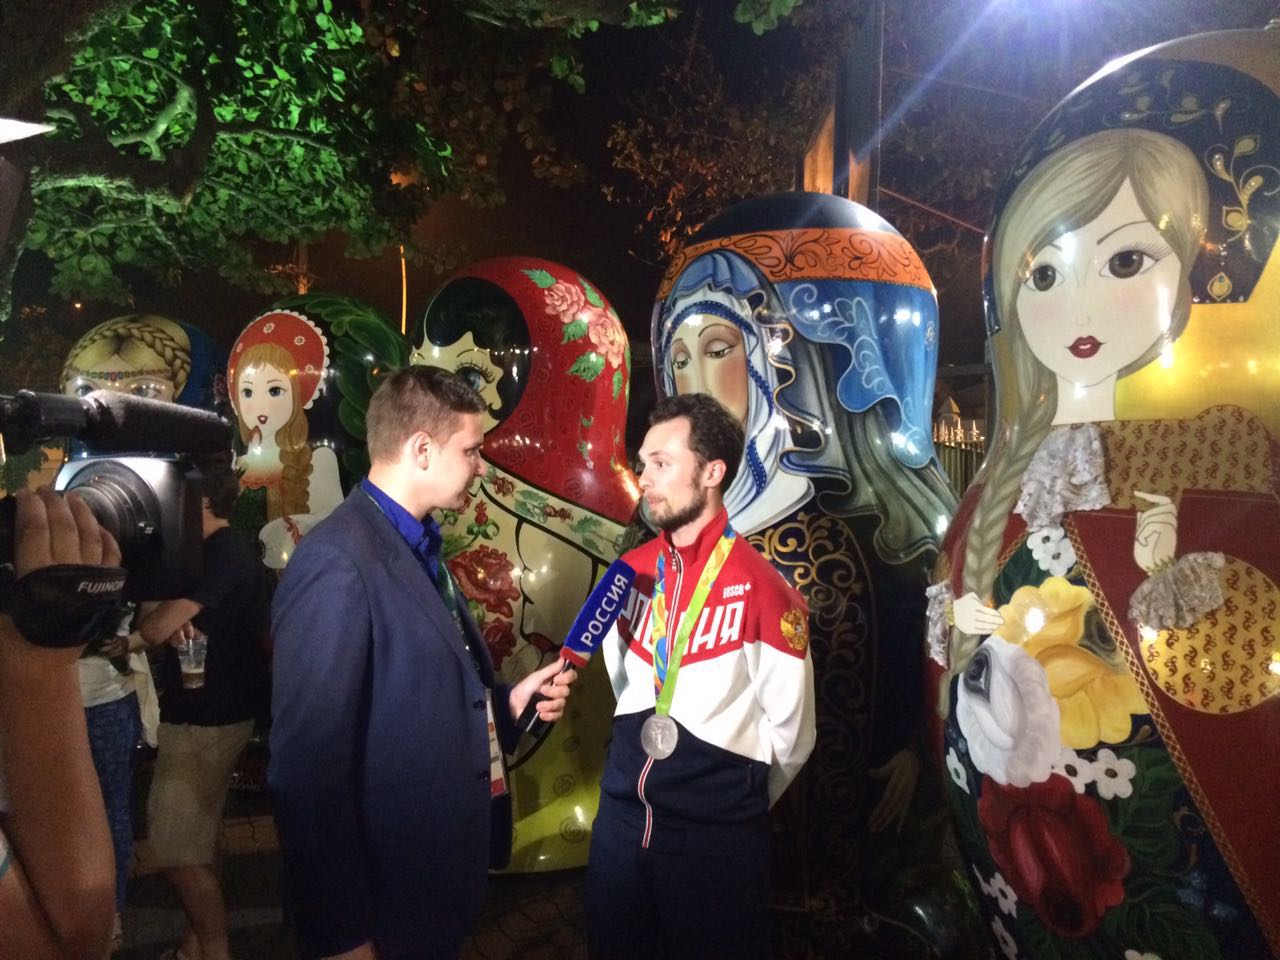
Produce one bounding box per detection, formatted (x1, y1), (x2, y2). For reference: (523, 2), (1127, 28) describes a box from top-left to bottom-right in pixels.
(649, 393), (744, 492)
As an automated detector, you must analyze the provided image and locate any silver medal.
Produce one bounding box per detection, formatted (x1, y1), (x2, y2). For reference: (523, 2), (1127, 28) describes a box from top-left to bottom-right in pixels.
(641, 713), (678, 760)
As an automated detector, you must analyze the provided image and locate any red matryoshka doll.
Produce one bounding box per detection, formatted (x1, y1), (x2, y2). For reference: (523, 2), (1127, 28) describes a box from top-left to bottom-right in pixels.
(929, 27), (1280, 960)
(654, 193), (979, 957)
(413, 257), (639, 871)
(229, 308), (346, 568)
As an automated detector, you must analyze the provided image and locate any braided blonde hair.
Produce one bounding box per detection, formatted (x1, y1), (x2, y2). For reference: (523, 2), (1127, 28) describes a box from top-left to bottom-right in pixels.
(61, 315), (192, 397)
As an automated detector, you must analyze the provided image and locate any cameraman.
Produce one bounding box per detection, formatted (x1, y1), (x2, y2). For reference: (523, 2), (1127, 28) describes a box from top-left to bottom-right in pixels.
(0, 487), (119, 959)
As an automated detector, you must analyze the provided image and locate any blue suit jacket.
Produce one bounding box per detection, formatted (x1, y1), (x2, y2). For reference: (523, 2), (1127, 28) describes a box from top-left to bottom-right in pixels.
(268, 489), (515, 959)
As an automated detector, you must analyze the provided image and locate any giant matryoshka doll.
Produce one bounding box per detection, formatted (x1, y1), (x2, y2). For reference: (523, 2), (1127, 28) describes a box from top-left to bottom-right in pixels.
(229, 294), (391, 568)
(929, 27), (1280, 960)
(654, 194), (979, 957)
(413, 257), (639, 871)
(62, 313), (224, 414)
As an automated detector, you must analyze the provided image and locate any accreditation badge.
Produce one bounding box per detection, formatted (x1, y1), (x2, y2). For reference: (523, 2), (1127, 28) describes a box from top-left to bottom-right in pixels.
(485, 691), (509, 799)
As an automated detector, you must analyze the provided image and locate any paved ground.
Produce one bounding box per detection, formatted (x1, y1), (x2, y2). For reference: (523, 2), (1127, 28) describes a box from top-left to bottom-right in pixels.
(119, 747), (591, 960)
(118, 809), (590, 960)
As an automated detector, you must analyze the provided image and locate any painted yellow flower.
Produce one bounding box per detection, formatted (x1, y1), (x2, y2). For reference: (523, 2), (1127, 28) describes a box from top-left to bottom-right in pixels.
(993, 578), (1146, 749)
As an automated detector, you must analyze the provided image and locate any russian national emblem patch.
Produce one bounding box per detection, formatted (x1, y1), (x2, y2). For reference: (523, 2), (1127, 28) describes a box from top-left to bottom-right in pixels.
(780, 609), (808, 653)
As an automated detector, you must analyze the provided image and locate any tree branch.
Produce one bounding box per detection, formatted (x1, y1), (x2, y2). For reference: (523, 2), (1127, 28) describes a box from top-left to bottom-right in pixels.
(220, 124), (336, 152)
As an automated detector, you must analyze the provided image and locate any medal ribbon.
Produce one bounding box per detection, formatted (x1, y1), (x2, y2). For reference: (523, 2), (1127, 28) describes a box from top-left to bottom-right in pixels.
(650, 528), (736, 714)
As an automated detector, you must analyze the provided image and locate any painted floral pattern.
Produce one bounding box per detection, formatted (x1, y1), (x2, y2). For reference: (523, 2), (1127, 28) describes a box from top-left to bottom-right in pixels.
(450, 543), (521, 619)
(525, 268), (628, 397)
(943, 532), (1264, 960)
(979, 773), (1130, 938)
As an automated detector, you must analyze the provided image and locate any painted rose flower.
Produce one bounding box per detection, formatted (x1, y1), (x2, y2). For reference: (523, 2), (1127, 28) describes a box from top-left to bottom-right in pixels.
(946, 746), (970, 794)
(544, 280), (588, 324)
(995, 578), (1146, 750)
(482, 617), (517, 670)
(1091, 748), (1137, 800)
(1027, 525), (1076, 577)
(450, 544), (521, 618)
(1050, 746), (1095, 794)
(979, 773), (1130, 938)
(474, 500), (489, 527)
(586, 307), (627, 369)
(956, 637), (1060, 787)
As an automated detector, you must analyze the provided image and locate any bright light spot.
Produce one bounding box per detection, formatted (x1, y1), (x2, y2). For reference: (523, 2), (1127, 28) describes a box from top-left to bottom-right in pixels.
(766, 336), (784, 357)
(1159, 342), (1174, 368)
(808, 309), (820, 320)
(893, 308), (911, 323)
(1073, 383), (1087, 400)
(890, 431), (921, 457)
(935, 514), (949, 536)
(1157, 286), (1172, 333)
(1023, 606), (1046, 636)
(821, 302), (832, 314)
(1138, 624), (1159, 643)
(0, 117), (53, 144)
(1059, 233), (1076, 262)
(913, 310), (922, 327)
(769, 413), (789, 432)
(73, 302), (83, 310)
(1248, 358), (1259, 375)
(1270, 652), (1280, 677)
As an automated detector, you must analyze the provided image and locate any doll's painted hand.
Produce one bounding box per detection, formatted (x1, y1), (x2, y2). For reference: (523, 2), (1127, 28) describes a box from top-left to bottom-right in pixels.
(952, 591), (1004, 635)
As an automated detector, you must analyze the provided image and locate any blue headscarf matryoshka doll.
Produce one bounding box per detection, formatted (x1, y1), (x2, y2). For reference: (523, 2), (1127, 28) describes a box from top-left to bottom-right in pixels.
(653, 192), (973, 956)
(929, 26), (1280, 960)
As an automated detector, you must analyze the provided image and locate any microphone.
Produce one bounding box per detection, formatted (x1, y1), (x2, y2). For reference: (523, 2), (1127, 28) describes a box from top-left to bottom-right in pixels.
(0, 390), (231, 455)
(516, 558), (636, 738)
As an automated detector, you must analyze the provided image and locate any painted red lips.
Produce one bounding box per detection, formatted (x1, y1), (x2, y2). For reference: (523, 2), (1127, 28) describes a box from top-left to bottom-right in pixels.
(1068, 336), (1102, 358)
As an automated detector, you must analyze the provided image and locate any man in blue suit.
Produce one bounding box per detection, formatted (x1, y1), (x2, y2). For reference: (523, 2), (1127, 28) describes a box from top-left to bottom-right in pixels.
(269, 365), (575, 960)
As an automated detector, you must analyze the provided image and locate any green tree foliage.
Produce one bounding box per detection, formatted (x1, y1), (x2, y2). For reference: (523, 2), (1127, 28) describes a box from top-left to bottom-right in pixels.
(3, 0), (448, 320)
(0, 0), (800, 327)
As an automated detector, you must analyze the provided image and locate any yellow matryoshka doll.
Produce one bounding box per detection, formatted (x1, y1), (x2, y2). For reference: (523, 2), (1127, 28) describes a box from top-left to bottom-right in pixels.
(929, 26), (1280, 960)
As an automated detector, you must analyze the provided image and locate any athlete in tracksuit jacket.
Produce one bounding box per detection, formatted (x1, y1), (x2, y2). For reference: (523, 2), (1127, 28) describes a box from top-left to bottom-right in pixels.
(586, 506), (816, 960)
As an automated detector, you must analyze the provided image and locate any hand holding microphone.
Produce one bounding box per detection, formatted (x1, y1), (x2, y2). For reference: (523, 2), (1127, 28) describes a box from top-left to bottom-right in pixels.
(514, 558), (636, 739)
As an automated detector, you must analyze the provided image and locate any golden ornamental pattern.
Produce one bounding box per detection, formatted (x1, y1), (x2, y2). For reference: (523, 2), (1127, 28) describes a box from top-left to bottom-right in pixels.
(658, 228), (932, 298)
(1140, 557), (1279, 714)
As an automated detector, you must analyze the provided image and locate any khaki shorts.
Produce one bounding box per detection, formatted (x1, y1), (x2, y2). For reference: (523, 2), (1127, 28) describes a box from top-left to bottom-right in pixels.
(137, 720), (253, 870)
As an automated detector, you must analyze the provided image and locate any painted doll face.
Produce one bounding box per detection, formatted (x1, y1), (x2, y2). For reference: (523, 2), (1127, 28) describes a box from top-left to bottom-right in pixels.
(412, 330), (502, 433)
(63, 354), (175, 402)
(1017, 179), (1182, 388)
(668, 315), (749, 426)
(237, 362), (294, 441)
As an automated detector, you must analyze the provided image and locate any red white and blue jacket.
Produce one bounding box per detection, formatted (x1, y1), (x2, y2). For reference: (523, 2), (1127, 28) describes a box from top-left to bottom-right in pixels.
(600, 509), (816, 847)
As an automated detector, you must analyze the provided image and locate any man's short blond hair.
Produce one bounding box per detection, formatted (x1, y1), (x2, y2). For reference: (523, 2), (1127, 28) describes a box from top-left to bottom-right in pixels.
(365, 366), (486, 463)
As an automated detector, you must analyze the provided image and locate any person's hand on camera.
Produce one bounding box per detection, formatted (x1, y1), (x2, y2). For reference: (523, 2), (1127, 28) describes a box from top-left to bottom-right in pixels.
(4, 488), (123, 660)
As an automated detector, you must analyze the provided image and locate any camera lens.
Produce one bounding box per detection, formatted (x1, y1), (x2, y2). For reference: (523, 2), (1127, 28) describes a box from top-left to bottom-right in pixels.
(68, 476), (153, 557)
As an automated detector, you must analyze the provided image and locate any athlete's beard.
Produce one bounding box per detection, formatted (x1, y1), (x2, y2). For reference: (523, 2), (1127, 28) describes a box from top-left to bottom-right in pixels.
(653, 485), (708, 534)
